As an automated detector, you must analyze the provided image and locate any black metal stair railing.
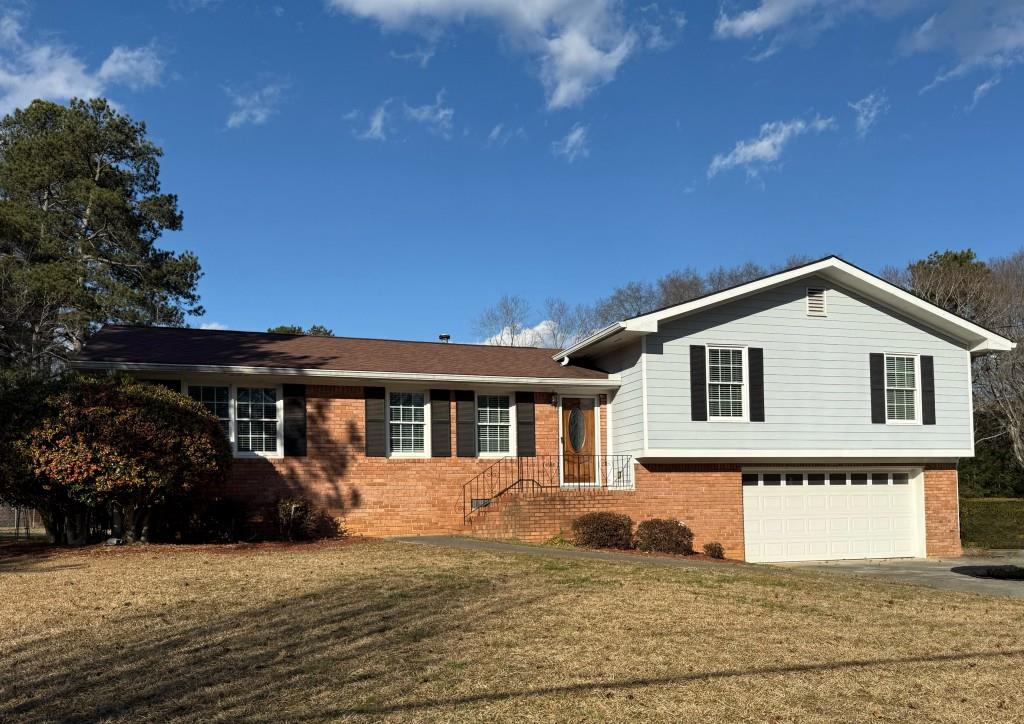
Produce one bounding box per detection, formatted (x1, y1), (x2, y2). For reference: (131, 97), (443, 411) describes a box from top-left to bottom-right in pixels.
(462, 455), (634, 521)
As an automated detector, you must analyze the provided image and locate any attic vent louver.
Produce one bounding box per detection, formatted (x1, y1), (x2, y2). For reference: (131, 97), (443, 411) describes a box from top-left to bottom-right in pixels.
(806, 287), (827, 317)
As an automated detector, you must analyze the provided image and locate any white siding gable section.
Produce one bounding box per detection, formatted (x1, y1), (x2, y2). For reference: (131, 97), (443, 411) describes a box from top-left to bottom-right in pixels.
(642, 276), (973, 457)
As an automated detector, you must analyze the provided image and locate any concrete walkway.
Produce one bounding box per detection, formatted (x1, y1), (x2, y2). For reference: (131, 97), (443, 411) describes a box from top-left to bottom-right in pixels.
(393, 536), (1024, 598)
(783, 553), (1024, 599)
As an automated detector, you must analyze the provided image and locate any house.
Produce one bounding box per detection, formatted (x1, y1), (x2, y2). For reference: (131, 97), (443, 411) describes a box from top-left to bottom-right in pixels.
(74, 257), (1014, 562)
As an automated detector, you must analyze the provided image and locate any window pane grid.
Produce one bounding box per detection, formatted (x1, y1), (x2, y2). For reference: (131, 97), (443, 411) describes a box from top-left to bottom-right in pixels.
(389, 392), (425, 453)
(708, 348), (744, 418)
(188, 385), (231, 438)
(477, 395), (511, 453)
(885, 355), (917, 422)
(236, 387), (277, 453)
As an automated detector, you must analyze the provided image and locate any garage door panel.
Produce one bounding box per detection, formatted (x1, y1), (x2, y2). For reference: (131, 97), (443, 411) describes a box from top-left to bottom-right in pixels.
(744, 469), (921, 563)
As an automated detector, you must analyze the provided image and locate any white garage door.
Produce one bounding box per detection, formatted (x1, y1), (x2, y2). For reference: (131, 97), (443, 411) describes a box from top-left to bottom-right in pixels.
(743, 470), (924, 563)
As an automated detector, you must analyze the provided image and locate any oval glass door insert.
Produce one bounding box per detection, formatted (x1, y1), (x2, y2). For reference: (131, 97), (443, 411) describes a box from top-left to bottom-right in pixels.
(568, 408), (586, 452)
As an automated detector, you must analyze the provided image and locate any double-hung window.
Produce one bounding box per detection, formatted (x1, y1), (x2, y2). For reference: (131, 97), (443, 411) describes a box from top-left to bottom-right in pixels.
(885, 355), (918, 423)
(707, 347), (745, 419)
(389, 392), (425, 454)
(188, 385), (231, 438)
(187, 384), (282, 456)
(236, 387), (279, 453)
(477, 395), (511, 454)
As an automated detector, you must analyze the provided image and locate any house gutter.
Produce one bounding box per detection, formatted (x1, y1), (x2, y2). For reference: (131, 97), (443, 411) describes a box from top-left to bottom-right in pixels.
(71, 360), (620, 389)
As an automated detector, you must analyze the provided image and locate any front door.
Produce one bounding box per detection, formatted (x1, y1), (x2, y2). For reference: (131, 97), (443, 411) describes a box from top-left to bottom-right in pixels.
(561, 397), (596, 485)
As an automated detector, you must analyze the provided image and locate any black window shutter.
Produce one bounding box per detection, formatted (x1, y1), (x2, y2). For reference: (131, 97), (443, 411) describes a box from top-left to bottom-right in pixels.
(364, 386), (387, 457)
(921, 355), (936, 425)
(690, 345), (707, 422)
(430, 389), (452, 457)
(455, 390), (476, 457)
(869, 353), (886, 424)
(748, 348), (765, 422)
(283, 384), (307, 457)
(516, 391), (536, 457)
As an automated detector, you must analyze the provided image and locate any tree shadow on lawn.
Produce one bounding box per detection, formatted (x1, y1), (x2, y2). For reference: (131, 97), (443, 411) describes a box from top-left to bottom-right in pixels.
(0, 565), (545, 722)
(3, 560), (1024, 722)
(0, 542), (74, 574)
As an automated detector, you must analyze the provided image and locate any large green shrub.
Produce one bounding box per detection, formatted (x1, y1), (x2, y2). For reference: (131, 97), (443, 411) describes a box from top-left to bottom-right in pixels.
(634, 518), (694, 554)
(571, 512), (633, 549)
(0, 373), (231, 544)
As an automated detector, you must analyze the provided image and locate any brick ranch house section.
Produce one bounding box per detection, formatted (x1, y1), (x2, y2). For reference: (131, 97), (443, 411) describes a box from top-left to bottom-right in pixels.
(75, 257), (1014, 563)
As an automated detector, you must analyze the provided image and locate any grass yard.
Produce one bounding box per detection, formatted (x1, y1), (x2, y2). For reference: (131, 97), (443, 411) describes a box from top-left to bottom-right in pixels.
(2, 540), (1023, 723)
(961, 497), (1024, 549)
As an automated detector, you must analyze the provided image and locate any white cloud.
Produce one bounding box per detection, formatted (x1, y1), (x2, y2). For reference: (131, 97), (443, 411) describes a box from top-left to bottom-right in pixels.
(225, 83), (286, 129)
(390, 46), (435, 67)
(639, 6), (686, 51)
(326, 0), (646, 109)
(708, 115), (836, 179)
(714, 1), (1024, 99)
(355, 100), (393, 141)
(0, 11), (164, 116)
(906, 1), (1024, 91)
(848, 90), (889, 137)
(199, 321), (229, 330)
(98, 46), (165, 91)
(403, 90), (454, 137)
(967, 74), (1001, 110)
(485, 122), (526, 147)
(482, 319), (553, 346)
(714, 0), (915, 40)
(551, 123), (589, 162)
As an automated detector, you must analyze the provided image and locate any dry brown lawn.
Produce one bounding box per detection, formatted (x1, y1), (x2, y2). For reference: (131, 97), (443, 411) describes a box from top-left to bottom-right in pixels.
(1, 539), (1023, 723)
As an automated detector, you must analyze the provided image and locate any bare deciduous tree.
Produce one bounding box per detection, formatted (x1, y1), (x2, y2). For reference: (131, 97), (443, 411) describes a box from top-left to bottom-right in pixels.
(474, 294), (534, 346)
(535, 298), (599, 349)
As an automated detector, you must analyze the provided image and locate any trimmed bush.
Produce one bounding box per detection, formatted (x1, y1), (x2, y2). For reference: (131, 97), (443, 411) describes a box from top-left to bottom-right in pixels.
(276, 498), (343, 541)
(703, 542), (725, 559)
(634, 518), (694, 554)
(571, 512), (633, 549)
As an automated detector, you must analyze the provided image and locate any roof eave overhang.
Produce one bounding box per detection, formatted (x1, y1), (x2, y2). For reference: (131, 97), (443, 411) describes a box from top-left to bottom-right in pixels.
(70, 360), (620, 389)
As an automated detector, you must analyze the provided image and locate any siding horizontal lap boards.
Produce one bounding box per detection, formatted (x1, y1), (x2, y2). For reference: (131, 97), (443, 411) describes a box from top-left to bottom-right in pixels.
(635, 276), (972, 451)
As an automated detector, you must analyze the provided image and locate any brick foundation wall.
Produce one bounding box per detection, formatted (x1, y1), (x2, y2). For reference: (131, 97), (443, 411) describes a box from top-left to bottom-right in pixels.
(923, 464), (961, 557)
(468, 463), (745, 557)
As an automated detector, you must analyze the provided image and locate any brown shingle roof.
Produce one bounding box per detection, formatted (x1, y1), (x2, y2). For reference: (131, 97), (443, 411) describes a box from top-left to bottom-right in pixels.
(77, 326), (608, 381)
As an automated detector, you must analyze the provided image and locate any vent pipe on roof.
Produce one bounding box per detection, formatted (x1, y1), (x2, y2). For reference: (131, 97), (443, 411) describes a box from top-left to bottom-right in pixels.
(438, 334), (450, 343)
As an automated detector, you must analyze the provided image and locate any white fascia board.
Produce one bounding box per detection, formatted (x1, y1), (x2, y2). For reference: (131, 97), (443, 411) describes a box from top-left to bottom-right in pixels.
(636, 448), (972, 461)
(553, 323), (624, 361)
(71, 360), (620, 389)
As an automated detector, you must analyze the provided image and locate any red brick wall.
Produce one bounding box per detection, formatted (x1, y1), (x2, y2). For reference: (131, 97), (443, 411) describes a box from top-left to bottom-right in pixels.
(469, 463), (745, 557)
(923, 464), (961, 557)
(219, 385), (961, 561)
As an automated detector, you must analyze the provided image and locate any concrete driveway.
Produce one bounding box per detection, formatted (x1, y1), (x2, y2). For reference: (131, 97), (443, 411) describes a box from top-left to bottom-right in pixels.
(783, 551), (1024, 598)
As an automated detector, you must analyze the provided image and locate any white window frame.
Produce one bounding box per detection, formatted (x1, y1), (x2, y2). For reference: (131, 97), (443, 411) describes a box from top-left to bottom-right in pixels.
(385, 387), (431, 458)
(185, 381), (284, 459)
(884, 353), (922, 425)
(475, 392), (517, 458)
(706, 345), (749, 422)
(234, 385), (285, 457)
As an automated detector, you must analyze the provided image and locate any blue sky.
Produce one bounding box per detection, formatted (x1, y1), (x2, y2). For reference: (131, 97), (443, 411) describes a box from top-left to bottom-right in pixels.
(3, 1), (1023, 342)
